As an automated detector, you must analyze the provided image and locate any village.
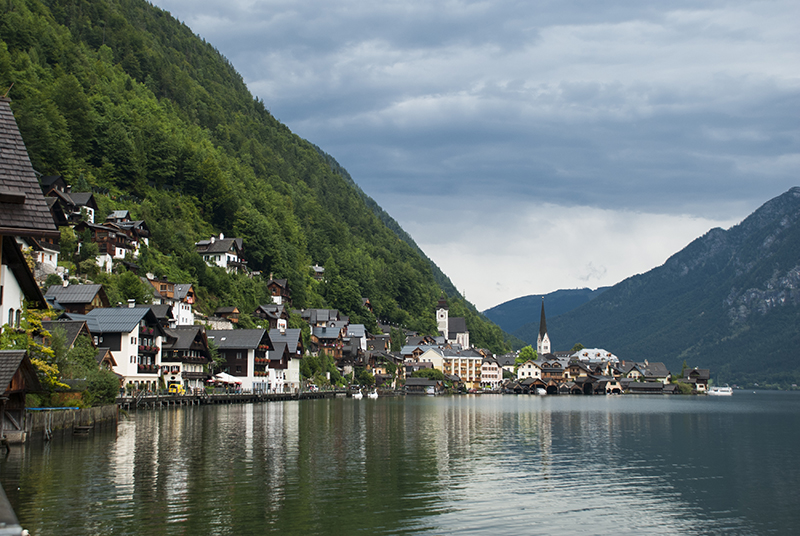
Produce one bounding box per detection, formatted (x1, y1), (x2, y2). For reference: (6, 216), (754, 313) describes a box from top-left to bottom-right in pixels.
(1, 94), (713, 444)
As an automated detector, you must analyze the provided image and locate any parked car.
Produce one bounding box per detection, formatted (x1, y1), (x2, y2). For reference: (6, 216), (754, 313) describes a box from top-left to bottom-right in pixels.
(168, 383), (185, 395)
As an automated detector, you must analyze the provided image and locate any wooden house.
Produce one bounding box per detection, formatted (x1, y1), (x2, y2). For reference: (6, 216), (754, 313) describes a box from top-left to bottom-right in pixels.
(0, 350), (43, 443)
(45, 283), (110, 314)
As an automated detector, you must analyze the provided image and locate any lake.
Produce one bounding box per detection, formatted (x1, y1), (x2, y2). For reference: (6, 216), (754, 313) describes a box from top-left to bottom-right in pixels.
(1, 391), (799, 535)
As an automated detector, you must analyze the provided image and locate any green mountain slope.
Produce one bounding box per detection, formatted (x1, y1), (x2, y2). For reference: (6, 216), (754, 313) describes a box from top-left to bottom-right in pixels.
(546, 187), (800, 387)
(0, 0), (509, 352)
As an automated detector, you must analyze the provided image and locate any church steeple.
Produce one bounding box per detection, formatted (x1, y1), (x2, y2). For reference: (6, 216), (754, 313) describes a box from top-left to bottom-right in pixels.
(537, 298), (551, 356)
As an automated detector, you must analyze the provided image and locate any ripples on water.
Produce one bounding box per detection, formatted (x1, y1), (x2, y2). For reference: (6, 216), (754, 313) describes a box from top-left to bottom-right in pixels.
(1, 392), (799, 535)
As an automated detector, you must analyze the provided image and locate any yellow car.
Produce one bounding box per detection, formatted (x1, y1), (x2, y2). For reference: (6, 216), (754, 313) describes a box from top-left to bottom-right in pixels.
(168, 384), (185, 395)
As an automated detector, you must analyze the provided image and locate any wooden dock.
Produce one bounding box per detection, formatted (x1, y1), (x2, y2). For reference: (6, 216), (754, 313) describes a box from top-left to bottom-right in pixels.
(117, 389), (344, 410)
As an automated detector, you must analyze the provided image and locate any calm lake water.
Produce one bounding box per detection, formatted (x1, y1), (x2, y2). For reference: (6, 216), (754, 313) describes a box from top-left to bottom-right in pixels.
(1, 391), (799, 535)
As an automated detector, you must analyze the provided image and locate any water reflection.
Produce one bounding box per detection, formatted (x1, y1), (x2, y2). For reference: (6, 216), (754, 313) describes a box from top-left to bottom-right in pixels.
(1, 393), (799, 534)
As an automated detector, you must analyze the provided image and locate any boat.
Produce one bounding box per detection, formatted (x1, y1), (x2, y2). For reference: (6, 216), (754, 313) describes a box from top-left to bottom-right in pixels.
(367, 390), (378, 399)
(352, 389), (363, 400)
(708, 386), (733, 396)
(536, 388), (547, 395)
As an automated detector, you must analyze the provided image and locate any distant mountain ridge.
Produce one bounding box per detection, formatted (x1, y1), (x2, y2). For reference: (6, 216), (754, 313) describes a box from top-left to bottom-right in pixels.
(484, 288), (608, 336)
(541, 187), (800, 387)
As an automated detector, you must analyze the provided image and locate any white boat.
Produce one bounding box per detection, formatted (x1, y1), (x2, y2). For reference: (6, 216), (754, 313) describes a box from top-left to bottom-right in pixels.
(536, 388), (547, 395)
(708, 386), (733, 396)
(367, 390), (378, 399)
(352, 389), (363, 400)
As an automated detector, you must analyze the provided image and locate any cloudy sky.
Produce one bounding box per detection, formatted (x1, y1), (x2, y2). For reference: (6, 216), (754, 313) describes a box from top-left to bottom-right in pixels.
(152, 0), (799, 311)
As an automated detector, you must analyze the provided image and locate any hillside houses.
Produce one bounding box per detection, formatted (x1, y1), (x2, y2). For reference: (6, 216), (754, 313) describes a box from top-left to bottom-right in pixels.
(195, 234), (246, 273)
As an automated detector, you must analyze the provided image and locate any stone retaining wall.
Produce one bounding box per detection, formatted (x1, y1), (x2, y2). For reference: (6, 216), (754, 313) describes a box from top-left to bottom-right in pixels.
(22, 405), (118, 443)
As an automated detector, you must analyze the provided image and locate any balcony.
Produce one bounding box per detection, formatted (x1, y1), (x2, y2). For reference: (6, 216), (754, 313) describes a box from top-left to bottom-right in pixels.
(138, 345), (160, 355)
(137, 364), (158, 374)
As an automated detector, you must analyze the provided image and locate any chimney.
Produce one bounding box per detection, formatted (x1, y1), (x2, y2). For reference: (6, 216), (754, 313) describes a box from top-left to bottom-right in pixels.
(128, 299), (135, 308)
(62, 279), (69, 287)
(210, 236), (215, 244)
(219, 232), (224, 240)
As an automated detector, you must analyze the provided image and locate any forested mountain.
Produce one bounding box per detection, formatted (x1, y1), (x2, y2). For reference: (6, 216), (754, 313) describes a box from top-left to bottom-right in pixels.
(484, 288), (608, 336)
(0, 0), (509, 352)
(545, 188), (800, 388)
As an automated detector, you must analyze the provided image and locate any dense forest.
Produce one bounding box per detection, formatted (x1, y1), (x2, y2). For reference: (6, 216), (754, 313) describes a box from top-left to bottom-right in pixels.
(0, 0), (511, 352)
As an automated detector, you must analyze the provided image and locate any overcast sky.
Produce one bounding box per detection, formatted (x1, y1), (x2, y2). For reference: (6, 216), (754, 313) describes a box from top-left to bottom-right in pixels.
(152, 0), (799, 310)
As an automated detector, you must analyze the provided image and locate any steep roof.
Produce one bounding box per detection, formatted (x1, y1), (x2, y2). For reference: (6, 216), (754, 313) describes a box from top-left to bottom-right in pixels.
(269, 328), (302, 354)
(0, 350), (42, 393)
(63, 307), (160, 335)
(41, 320), (91, 347)
(539, 298), (548, 339)
(0, 97), (58, 237)
(45, 284), (106, 305)
(2, 236), (45, 306)
(196, 237), (243, 254)
(163, 326), (206, 351)
(207, 329), (266, 349)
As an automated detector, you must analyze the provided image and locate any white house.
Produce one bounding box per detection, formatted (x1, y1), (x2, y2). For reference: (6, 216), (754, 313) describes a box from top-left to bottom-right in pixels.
(516, 360), (542, 380)
(63, 305), (166, 391)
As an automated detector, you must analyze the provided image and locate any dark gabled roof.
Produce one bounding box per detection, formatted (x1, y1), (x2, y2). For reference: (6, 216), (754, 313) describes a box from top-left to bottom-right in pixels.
(196, 237), (243, 254)
(2, 236), (45, 306)
(95, 347), (116, 367)
(163, 326), (206, 351)
(141, 303), (172, 320)
(68, 191), (96, 208)
(173, 284), (193, 301)
(207, 329), (266, 349)
(63, 307), (159, 335)
(0, 350), (42, 393)
(41, 320), (91, 347)
(215, 306), (239, 314)
(269, 328), (302, 354)
(0, 97), (58, 237)
(45, 283), (106, 305)
(685, 368), (710, 380)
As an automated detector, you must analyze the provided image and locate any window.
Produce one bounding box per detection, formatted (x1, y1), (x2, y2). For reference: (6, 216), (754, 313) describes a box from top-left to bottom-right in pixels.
(14, 309), (21, 328)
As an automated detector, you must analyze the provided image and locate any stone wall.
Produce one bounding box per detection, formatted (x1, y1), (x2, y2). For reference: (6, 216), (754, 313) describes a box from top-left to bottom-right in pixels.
(23, 405), (118, 443)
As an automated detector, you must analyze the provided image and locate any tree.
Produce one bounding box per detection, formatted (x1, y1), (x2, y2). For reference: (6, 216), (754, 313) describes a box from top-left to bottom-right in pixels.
(390, 326), (405, 351)
(570, 343), (585, 353)
(412, 368), (445, 381)
(515, 345), (537, 370)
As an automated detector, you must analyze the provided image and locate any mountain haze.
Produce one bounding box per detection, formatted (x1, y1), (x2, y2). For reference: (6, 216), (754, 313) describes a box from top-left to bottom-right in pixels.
(0, 0), (508, 351)
(484, 288), (608, 336)
(545, 187), (800, 387)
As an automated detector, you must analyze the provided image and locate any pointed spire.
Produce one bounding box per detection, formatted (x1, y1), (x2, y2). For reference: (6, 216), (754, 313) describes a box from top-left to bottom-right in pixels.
(539, 297), (547, 339)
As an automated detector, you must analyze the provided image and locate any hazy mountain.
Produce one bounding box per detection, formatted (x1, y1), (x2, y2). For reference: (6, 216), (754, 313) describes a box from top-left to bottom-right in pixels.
(544, 187), (800, 388)
(484, 288), (608, 336)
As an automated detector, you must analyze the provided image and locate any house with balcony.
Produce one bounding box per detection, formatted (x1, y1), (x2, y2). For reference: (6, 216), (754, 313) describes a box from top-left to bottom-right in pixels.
(195, 234), (246, 273)
(417, 347), (483, 390)
(266, 276), (290, 305)
(62, 304), (166, 391)
(481, 357), (503, 389)
(253, 303), (289, 330)
(145, 276), (195, 326)
(161, 326), (210, 392)
(73, 221), (142, 272)
(517, 360), (542, 381)
(206, 329), (271, 392)
(269, 327), (304, 393)
(40, 175), (98, 224)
